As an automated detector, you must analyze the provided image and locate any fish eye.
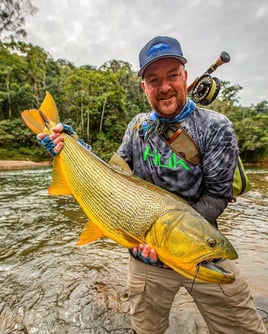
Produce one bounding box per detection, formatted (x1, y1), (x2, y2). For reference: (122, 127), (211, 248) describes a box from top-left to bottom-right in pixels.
(207, 238), (217, 248)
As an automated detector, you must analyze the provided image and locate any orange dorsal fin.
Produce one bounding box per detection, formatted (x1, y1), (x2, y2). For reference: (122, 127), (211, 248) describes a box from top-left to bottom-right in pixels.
(76, 219), (105, 246)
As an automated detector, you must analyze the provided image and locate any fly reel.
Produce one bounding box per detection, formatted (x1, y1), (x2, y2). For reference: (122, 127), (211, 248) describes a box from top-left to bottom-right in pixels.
(191, 74), (221, 106)
(187, 51), (230, 106)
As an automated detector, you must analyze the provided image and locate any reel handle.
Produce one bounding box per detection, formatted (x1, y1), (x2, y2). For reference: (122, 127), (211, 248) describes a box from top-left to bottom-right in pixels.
(206, 51), (231, 74)
(187, 51), (231, 93)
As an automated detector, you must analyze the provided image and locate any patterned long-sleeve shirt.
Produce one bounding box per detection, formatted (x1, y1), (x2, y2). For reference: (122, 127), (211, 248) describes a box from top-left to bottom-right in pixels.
(117, 107), (239, 224)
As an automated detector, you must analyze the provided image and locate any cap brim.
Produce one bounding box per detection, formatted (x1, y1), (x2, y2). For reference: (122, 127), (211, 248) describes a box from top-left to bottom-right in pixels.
(138, 55), (187, 77)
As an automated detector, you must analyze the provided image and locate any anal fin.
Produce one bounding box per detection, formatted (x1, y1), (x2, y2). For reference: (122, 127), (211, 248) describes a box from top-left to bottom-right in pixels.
(48, 156), (72, 195)
(76, 220), (105, 246)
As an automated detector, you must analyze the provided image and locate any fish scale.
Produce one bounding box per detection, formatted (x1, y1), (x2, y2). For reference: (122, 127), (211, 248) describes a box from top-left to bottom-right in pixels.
(61, 134), (181, 239)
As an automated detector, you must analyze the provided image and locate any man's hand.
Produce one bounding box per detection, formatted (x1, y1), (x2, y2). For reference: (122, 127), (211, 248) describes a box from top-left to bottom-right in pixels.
(36, 123), (91, 157)
(132, 244), (159, 264)
(37, 124), (65, 157)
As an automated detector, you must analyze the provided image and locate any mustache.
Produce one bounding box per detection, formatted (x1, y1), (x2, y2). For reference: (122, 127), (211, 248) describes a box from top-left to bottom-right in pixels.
(156, 91), (176, 100)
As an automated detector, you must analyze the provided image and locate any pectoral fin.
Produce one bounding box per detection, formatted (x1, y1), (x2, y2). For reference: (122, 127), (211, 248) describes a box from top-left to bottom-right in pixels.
(114, 229), (143, 248)
(76, 220), (105, 246)
(109, 153), (133, 175)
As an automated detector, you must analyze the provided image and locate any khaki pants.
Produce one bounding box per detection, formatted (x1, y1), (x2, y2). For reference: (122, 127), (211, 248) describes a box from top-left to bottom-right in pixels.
(128, 256), (266, 334)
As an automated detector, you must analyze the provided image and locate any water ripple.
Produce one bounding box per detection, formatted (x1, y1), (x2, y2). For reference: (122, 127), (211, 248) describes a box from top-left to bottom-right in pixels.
(0, 168), (267, 333)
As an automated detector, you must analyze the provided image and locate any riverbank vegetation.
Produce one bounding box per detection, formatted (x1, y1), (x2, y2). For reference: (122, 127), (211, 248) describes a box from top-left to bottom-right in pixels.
(0, 2), (267, 163)
(0, 41), (267, 163)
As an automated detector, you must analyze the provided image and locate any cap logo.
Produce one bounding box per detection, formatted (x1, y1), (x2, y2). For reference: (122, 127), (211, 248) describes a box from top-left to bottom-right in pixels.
(147, 43), (171, 58)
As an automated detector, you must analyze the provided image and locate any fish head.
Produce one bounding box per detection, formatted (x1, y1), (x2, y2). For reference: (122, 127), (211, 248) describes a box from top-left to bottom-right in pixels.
(146, 209), (238, 284)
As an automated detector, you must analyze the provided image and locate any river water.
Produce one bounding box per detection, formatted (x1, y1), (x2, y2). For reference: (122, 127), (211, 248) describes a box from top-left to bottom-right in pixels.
(0, 167), (267, 333)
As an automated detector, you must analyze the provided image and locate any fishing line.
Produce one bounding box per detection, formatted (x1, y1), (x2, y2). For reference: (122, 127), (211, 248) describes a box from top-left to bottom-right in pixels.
(190, 263), (201, 292)
(38, 109), (50, 129)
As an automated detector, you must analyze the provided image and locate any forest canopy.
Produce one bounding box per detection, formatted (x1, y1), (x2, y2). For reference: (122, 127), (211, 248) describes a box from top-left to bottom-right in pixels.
(0, 40), (267, 163)
(0, 1), (267, 163)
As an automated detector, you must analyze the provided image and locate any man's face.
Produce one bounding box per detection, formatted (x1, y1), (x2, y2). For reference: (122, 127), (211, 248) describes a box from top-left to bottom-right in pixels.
(142, 58), (188, 118)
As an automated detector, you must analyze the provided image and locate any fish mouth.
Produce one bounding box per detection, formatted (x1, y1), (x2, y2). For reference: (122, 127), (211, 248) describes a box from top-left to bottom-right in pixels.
(166, 256), (236, 284)
(195, 259), (235, 284)
(200, 259), (229, 274)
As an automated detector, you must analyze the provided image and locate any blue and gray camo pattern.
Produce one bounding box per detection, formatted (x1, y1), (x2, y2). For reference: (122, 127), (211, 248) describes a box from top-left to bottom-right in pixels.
(117, 107), (239, 204)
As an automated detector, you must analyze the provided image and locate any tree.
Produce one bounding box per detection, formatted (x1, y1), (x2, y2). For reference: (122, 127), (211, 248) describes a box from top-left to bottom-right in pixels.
(255, 100), (268, 114)
(0, 41), (28, 118)
(218, 80), (243, 106)
(235, 115), (268, 162)
(20, 42), (49, 102)
(0, 39), (267, 163)
(0, 41), (49, 118)
(0, 0), (37, 40)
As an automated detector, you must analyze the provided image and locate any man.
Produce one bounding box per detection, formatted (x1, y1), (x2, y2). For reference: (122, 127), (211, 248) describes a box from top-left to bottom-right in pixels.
(37, 36), (266, 334)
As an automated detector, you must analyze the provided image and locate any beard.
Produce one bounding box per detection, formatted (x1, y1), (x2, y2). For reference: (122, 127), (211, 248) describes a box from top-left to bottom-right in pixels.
(152, 91), (186, 118)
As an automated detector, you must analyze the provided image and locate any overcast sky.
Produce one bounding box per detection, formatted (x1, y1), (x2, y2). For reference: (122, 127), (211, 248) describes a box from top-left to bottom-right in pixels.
(24, 0), (268, 106)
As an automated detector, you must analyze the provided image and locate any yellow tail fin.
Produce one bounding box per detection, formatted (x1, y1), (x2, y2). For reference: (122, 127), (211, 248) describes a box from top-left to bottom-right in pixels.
(21, 91), (60, 134)
(21, 108), (46, 134)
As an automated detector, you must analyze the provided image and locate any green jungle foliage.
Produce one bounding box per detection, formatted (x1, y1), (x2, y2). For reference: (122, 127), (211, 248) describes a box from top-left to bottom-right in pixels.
(0, 41), (267, 163)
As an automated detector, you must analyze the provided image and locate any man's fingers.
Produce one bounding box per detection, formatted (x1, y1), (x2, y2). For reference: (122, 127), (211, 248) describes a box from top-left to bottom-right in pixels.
(140, 244), (158, 262)
(54, 141), (64, 154)
(51, 134), (64, 145)
(37, 133), (47, 140)
(37, 131), (64, 156)
(149, 249), (158, 262)
(37, 123), (63, 142)
(53, 123), (64, 133)
(131, 244), (159, 264)
(132, 247), (138, 256)
(141, 244), (150, 258)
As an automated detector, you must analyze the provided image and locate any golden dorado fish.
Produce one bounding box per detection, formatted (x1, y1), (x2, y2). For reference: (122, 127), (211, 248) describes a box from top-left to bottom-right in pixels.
(21, 92), (238, 284)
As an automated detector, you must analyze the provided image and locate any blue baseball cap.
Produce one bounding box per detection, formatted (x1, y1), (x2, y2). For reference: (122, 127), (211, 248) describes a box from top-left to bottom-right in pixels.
(138, 36), (187, 77)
